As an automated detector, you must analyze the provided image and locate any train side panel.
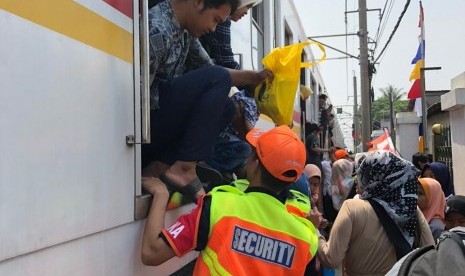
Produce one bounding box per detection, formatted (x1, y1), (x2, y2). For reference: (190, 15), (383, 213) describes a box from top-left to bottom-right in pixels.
(0, 2), (135, 261)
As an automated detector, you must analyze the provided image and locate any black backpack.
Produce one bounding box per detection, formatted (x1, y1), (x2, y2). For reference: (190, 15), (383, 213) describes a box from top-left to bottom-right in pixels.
(387, 231), (465, 276)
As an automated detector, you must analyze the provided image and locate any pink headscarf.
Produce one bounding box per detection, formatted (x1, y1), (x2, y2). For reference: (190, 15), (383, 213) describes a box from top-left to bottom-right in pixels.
(331, 159), (354, 210)
(304, 164), (321, 203)
(304, 164), (321, 179)
(418, 177), (446, 222)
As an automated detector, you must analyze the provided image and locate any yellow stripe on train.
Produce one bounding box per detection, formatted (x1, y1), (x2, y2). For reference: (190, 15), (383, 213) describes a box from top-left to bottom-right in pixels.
(0, 0), (133, 63)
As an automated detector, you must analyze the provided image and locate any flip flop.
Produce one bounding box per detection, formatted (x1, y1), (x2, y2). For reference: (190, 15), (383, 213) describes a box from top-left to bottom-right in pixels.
(159, 173), (205, 203)
(196, 163), (228, 192)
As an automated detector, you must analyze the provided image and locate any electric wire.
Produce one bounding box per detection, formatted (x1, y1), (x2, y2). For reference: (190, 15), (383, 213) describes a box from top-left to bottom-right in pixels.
(374, 0), (389, 44)
(345, 0), (349, 101)
(375, 0), (395, 53)
(371, 0), (395, 85)
(374, 0), (411, 63)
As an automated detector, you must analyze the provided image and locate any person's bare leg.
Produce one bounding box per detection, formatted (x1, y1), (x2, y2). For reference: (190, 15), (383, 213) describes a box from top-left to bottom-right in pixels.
(164, 161), (206, 198)
(142, 161), (170, 178)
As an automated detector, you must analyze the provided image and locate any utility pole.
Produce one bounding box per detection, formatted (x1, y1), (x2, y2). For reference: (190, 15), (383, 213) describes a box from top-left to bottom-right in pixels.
(308, 1), (378, 153)
(358, 0), (371, 151)
(353, 74), (359, 152)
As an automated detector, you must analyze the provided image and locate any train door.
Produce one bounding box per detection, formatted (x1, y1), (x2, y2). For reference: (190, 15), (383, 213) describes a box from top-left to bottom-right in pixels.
(0, 0), (137, 272)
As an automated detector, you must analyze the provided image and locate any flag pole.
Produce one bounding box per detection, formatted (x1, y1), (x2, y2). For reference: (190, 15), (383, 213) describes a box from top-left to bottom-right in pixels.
(419, 1), (428, 153)
(420, 69), (427, 153)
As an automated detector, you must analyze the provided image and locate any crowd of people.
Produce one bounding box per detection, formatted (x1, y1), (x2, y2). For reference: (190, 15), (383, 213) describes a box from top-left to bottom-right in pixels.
(139, 0), (463, 275)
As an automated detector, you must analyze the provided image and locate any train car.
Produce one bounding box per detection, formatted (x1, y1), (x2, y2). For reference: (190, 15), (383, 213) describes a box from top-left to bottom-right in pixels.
(0, 1), (196, 275)
(231, 0), (342, 146)
(0, 1), (342, 275)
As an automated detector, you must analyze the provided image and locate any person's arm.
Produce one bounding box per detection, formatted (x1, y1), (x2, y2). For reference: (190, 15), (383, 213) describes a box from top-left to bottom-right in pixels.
(312, 147), (330, 154)
(226, 68), (273, 89)
(141, 177), (175, 265)
(232, 94), (258, 140)
(328, 119), (334, 128)
(317, 200), (353, 268)
(306, 135), (329, 154)
(312, 140), (330, 154)
(232, 106), (255, 141)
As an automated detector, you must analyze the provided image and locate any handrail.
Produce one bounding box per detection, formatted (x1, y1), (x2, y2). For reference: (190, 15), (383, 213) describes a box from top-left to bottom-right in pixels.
(140, 0), (151, 143)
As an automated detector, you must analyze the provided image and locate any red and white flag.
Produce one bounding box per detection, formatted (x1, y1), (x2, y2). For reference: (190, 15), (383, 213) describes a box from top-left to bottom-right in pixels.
(366, 128), (398, 155)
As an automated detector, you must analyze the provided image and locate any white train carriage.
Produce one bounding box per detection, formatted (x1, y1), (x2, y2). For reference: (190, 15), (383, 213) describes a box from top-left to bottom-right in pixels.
(0, 1), (339, 275)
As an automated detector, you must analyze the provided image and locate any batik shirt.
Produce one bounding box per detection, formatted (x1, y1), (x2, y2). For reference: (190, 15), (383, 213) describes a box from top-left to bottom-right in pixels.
(148, 0), (213, 110)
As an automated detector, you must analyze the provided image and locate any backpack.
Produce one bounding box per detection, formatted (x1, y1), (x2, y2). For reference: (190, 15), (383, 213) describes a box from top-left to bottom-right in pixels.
(387, 231), (465, 276)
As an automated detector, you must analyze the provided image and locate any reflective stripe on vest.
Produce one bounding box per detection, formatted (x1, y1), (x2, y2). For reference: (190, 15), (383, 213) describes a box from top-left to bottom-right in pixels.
(194, 185), (318, 275)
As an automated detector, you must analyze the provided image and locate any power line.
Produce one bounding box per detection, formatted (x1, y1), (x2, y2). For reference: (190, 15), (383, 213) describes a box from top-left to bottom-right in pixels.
(374, 0), (389, 44)
(374, 0), (412, 63)
(345, 0), (349, 101)
(371, 0), (395, 86)
(375, 0), (395, 52)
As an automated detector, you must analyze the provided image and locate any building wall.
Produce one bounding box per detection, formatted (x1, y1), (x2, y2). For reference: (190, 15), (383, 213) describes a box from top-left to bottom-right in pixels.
(441, 72), (465, 195)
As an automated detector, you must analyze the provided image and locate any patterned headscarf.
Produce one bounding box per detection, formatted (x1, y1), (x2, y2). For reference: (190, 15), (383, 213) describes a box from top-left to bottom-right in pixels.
(418, 177), (446, 222)
(331, 159), (354, 210)
(357, 151), (418, 246)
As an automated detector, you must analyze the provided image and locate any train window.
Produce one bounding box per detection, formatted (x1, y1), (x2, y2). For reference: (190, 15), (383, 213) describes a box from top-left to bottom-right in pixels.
(284, 23), (292, 46)
(251, 5), (264, 70)
(301, 52), (307, 85)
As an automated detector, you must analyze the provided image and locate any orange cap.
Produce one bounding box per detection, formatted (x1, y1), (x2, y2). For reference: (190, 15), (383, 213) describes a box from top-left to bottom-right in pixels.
(334, 149), (349, 160)
(246, 126), (306, 182)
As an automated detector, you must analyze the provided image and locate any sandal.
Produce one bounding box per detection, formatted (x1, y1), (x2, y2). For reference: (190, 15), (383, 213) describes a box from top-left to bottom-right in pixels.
(159, 173), (205, 203)
(196, 163), (228, 192)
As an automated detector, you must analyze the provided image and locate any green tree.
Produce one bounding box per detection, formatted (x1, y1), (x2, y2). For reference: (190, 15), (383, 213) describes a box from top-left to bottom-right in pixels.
(371, 85), (408, 123)
(379, 85), (405, 101)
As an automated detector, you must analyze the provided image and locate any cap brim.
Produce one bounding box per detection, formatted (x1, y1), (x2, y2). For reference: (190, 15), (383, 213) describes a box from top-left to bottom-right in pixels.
(246, 128), (266, 147)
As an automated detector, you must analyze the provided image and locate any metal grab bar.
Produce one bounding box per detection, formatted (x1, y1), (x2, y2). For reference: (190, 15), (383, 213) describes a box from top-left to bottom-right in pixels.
(140, 0), (151, 143)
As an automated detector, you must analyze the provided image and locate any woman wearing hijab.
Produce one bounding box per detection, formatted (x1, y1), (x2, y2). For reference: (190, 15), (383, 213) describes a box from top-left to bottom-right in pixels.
(421, 162), (454, 198)
(304, 164), (322, 207)
(317, 151), (434, 276)
(330, 159), (355, 211)
(417, 178), (446, 239)
(302, 164), (329, 276)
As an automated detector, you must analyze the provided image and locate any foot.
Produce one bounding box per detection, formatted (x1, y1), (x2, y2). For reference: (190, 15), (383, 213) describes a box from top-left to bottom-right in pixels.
(164, 162), (206, 199)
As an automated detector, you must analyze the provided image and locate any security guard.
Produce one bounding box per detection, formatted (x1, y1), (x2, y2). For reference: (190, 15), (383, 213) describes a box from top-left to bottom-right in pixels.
(141, 126), (319, 275)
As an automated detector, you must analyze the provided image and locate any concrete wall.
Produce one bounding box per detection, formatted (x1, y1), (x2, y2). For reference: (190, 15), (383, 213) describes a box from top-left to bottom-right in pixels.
(396, 112), (421, 162)
(441, 72), (465, 195)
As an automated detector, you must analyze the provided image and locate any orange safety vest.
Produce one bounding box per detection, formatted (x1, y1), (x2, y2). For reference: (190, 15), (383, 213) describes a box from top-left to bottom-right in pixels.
(193, 185), (318, 275)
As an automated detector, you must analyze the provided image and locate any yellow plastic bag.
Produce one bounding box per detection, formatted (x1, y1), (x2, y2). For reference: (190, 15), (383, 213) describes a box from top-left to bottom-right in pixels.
(255, 41), (325, 125)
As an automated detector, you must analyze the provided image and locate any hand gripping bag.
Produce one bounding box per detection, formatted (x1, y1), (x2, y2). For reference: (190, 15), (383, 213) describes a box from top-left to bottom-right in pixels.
(255, 41), (325, 125)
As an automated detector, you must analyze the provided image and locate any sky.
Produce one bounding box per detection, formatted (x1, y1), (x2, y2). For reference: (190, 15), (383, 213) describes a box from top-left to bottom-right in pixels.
(294, 0), (465, 111)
